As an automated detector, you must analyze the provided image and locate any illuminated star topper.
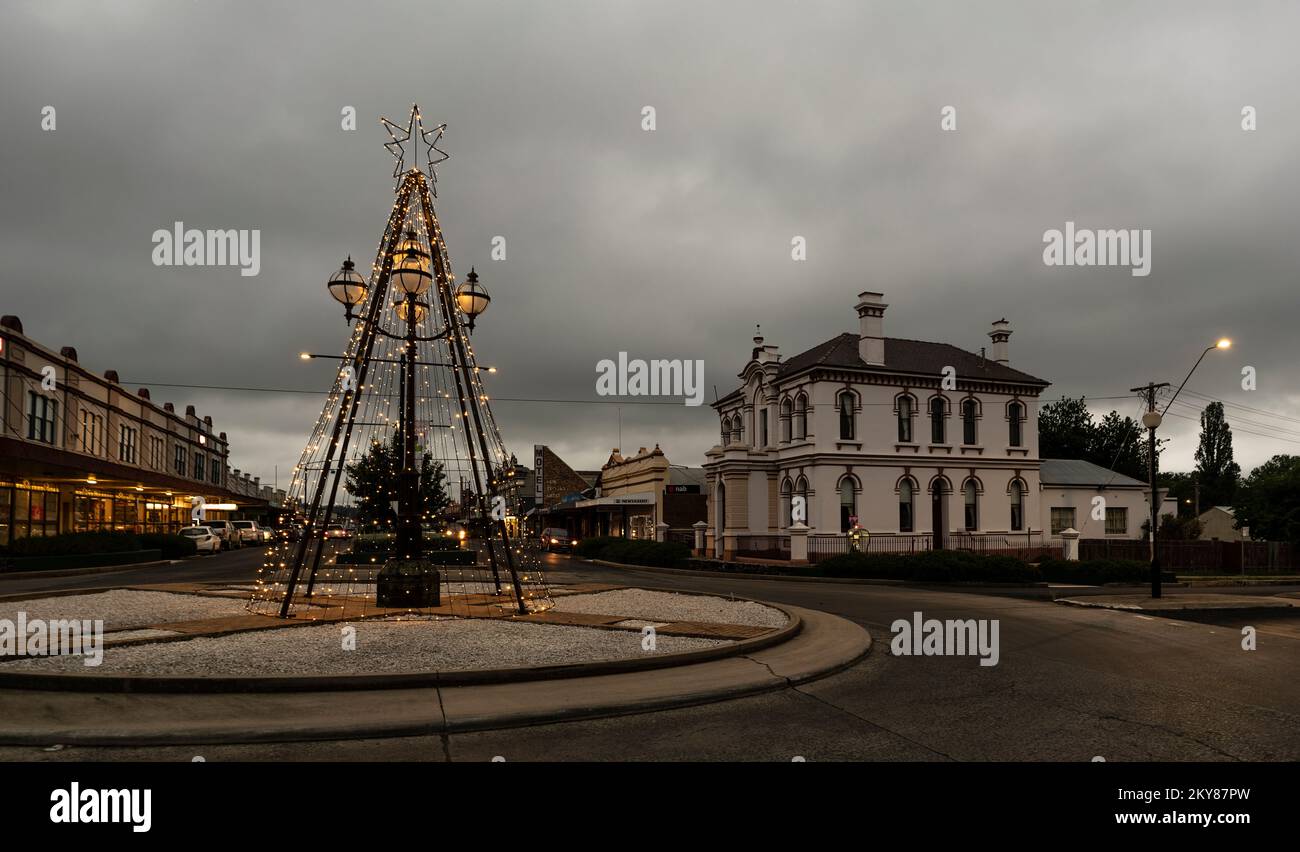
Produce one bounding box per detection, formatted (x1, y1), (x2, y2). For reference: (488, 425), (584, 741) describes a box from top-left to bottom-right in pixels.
(379, 103), (449, 194)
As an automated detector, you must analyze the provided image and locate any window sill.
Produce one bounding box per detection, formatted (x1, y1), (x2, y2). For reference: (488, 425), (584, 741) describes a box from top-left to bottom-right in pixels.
(894, 443), (921, 453)
(926, 444), (953, 454)
(1005, 447), (1030, 455)
(835, 441), (862, 451)
(959, 445), (983, 455)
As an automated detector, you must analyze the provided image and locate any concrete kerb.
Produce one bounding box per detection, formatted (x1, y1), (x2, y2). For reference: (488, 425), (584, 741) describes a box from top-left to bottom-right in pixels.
(0, 560), (179, 583)
(0, 605), (802, 694)
(0, 604), (871, 745)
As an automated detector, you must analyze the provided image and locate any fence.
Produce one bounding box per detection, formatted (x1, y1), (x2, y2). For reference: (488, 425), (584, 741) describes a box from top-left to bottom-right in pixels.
(735, 535), (789, 559)
(1080, 538), (1297, 573)
(667, 529), (696, 548)
(804, 532), (1054, 562)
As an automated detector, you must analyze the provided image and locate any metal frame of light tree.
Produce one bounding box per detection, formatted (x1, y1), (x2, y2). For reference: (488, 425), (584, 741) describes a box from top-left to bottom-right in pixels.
(273, 157), (528, 617)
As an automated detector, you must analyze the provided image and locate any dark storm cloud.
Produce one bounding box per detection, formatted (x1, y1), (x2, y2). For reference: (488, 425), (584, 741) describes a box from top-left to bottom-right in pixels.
(2, 0), (1297, 480)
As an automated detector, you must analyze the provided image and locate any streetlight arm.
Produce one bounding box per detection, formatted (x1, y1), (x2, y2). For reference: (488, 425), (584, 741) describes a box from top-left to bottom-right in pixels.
(1161, 345), (1215, 417)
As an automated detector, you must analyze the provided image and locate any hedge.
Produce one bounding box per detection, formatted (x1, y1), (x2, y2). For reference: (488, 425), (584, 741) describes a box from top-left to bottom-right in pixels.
(0, 530), (198, 559)
(2, 531), (144, 557)
(1036, 558), (1150, 585)
(815, 550), (1040, 583)
(575, 536), (691, 568)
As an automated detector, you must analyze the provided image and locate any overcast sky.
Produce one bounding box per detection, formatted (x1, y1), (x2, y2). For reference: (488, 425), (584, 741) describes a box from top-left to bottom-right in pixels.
(2, 0), (1298, 484)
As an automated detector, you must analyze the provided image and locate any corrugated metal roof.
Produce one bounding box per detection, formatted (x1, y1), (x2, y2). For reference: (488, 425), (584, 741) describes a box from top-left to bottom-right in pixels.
(1040, 458), (1147, 489)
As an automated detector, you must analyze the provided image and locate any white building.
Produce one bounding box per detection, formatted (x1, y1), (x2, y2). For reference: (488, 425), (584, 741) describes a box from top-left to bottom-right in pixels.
(703, 293), (1173, 561)
(704, 292), (1055, 559)
(1038, 458), (1151, 540)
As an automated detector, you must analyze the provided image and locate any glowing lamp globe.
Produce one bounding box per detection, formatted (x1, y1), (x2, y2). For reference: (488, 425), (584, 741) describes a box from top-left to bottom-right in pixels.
(394, 299), (429, 324)
(395, 230), (430, 269)
(393, 253), (432, 296)
(327, 257), (368, 321)
(455, 267), (491, 331)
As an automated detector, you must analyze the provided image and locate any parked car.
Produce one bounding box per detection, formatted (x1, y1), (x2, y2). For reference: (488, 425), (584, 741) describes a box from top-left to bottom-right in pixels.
(180, 526), (221, 555)
(541, 527), (578, 553)
(203, 520), (242, 550)
(231, 520), (264, 545)
(323, 524), (353, 540)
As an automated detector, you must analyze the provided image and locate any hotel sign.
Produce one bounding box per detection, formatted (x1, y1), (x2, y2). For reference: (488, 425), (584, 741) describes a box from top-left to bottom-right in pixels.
(534, 444), (544, 504)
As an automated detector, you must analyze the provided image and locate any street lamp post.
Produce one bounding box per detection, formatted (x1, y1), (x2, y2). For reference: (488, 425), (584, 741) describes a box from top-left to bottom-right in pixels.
(1132, 338), (1231, 599)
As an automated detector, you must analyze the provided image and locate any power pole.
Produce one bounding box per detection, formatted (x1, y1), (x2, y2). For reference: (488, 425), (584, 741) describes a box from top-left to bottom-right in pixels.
(1132, 381), (1171, 598)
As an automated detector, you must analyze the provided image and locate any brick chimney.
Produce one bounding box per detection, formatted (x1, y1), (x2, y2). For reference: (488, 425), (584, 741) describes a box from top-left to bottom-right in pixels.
(989, 318), (1012, 365)
(855, 292), (887, 366)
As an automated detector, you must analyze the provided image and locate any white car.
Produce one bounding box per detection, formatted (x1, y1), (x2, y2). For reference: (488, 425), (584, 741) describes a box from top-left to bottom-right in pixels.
(181, 526), (221, 555)
(231, 520), (263, 545)
(203, 520), (241, 550)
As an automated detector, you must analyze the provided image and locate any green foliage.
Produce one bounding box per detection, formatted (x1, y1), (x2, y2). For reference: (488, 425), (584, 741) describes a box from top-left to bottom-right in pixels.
(1037, 558), (1150, 584)
(1038, 396), (1148, 480)
(575, 536), (690, 567)
(815, 550), (1039, 582)
(139, 533), (198, 558)
(0, 531), (194, 558)
(1038, 397), (1094, 460)
(344, 432), (450, 527)
(1157, 514), (1202, 540)
(1233, 454), (1300, 542)
(2, 531), (143, 556)
(1194, 401), (1241, 508)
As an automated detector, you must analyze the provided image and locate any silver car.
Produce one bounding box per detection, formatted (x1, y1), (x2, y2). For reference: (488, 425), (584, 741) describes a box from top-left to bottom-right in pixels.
(231, 520), (263, 545)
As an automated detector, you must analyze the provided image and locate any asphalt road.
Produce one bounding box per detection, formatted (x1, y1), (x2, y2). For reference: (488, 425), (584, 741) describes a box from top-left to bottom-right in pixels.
(3, 551), (1298, 761)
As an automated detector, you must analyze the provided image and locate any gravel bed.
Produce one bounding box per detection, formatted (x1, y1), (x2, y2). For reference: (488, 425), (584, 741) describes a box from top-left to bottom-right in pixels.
(551, 589), (787, 628)
(5, 619), (726, 676)
(0, 590), (247, 631)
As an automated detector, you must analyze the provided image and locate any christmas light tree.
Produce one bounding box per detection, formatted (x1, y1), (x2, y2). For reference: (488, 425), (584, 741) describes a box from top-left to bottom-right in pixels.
(249, 105), (551, 621)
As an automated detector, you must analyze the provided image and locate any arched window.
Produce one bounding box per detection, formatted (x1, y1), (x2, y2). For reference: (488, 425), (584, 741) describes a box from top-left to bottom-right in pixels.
(1009, 479), (1025, 531)
(838, 475), (858, 532)
(780, 477), (793, 527)
(897, 395), (914, 443)
(779, 398), (792, 443)
(838, 391), (856, 440)
(1008, 401), (1024, 447)
(962, 398), (978, 445)
(899, 478), (915, 533)
(720, 416), (730, 446)
(794, 393), (808, 440)
(963, 479), (979, 531)
(733, 413), (744, 445)
(930, 396), (947, 444)
(794, 475), (810, 526)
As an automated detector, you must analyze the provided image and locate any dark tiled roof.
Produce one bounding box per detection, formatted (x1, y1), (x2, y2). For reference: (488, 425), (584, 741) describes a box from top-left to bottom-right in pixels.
(775, 333), (1049, 385)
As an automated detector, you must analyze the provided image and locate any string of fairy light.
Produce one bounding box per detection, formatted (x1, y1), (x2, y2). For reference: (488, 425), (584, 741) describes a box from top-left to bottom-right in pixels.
(248, 106), (550, 622)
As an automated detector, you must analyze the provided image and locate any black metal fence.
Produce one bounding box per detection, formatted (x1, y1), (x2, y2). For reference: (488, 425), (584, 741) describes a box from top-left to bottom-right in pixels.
(804, 532), (1053, 562)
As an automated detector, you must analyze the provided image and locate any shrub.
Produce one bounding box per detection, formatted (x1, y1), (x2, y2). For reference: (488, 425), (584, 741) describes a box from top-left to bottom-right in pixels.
(1037, 558), (1149, 585)
(574, 536), (622, 559)
(139, 533), (197, 559)
(816, 550), (1039, 583)
(3, 531), (143, 557)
